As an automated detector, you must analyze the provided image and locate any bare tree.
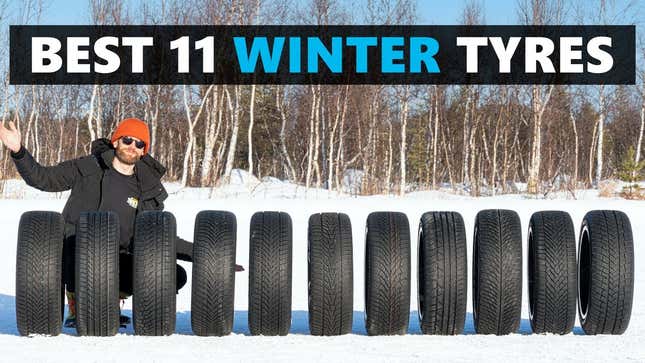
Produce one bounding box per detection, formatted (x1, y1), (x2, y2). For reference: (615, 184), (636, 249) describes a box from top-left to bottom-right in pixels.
(247, 0), (262, 176)
(327, 85), (349, 190)
(248, 84), (256, 176)
(276, 85), (297, 180)
(569, 99), (580, 187)
(399, 85), (410, 195)
(460, 1), (484, 187)
(181, 85), (214, 187)
(633, 44), (645, 177)
(305, 85), (318, 189)
(518, 0), (561, 193)
(595, 85), (605, 186)
(223, 85), (241, 180)
(200, 86), (225, 185)
(430, 86), (443, 190)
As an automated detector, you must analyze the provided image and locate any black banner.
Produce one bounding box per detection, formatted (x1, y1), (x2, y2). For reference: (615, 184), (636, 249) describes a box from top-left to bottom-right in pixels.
(9, 25), (635, 85)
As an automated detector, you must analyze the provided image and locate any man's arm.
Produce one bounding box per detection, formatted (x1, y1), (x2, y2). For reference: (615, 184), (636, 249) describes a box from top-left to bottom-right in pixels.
(11, 146), (79, 192)
(176, 236), (193, 262)
(2, 121), (77, 192)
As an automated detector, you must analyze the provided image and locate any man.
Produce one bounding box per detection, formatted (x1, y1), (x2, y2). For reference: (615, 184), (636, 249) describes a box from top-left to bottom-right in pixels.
(0, 118), (238, 329)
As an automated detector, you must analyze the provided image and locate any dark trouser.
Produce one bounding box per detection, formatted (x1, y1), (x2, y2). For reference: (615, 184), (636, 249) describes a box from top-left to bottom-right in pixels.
(63, 235), (188, 295)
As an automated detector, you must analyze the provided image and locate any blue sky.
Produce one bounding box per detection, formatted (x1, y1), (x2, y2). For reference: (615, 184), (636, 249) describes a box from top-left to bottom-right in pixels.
(12, 0), (539, 25)
(6, 0), (643, 26)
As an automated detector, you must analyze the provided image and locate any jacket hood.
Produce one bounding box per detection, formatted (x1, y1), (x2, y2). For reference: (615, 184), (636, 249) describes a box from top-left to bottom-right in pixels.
(91, 138), (114, 155)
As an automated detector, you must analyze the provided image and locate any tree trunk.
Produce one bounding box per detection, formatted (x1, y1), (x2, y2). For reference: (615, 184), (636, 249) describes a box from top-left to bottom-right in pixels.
(95, 86), (103, 138)
(168, 129), (175, 179)
(335, 110), (345, 191)
(86, 85), (98, 141)
(441, 124), (454, 186)
(328, 85), (348, 191)
(149, 85), (161, 156)
(468, 117), (479, 196)
(305, 85), (317, 189)
(320, 90), (327, 185)
(74, 117), (80, 158)
(216, 105), (231, 181)
(502, 126), (509, 192)
(595, 85), (605, 187)
(635, 99), (645, 169)
(527, 85), (554, 193)
(33, 93), (40, 162)
(362, 89), (379, 193)
(424, 88), (434, 187)
(0, 79), (9, 168)
(588, 120), (598, 186)
(200, 87), (222, 186)
(491, 116), (500, 196)
(432, 86), (440, 189)
(224, 85), (241, 181)
(462, 86), (472, 184)
(248, 84), (256, 176)
(276, 86), (297, 181)
(181, 85), (214, 187)
(313, 85), (322, 188)
(24, 85), (36, 151)
(569, 108), (579, 187)
(114, 84), (123, 132)
(527, 87), (542, 193)
(57, 110), (65, 163)
(399, 86), (409, 196)
(181, 85), (195, 188)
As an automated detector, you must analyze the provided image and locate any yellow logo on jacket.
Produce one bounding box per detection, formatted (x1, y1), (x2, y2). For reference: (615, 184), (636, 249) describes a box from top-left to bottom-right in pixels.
(127, 197), (139, 209)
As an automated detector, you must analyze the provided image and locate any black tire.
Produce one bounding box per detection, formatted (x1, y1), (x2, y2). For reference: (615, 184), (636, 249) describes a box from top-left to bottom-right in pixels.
(365, 212), (410, 336)
(528, 211), (577, 334)
(132, 211), (177, 336)
(75, 211), (120, 336)
(417, 212), (467, 335)
(472, 209), (522, 335)
(191, 211), (237, 336)
(248, 212), (292, 336)
(578, 210), (634, 335)
(15, 211), (65, 336)
(308, 213), (353, 336)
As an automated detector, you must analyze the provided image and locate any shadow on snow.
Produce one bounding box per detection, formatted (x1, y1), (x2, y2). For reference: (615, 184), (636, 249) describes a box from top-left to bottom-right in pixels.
(0, 293), (584, 336)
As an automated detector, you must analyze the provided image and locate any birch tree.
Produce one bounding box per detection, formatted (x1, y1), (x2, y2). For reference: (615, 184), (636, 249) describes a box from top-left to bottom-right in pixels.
(633, 46), (645, 178)
(519, 0), (560, 193)
(327, 85), (349, 190)
(181, 85), (214, 187)
(399, 86), (410, 195)
(431, 86), (442, 189)
(595, 85), (605, 186)
(200, 86), (225, 185)
(247, 0), (262, 177)
(224, 85), (241, 180)
(248, 84), (256, 176)
(460, 1), (483, 186)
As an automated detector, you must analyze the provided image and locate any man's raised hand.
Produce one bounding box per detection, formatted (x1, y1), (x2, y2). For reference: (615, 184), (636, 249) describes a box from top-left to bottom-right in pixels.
(0, 121), (21, 153)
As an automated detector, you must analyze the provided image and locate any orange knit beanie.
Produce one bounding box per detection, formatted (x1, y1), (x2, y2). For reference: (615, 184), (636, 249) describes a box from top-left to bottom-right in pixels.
(111, 118), (150, 154)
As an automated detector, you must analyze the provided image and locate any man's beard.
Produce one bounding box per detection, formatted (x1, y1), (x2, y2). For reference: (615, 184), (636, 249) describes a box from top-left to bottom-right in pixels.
(115, 147), (139, 165)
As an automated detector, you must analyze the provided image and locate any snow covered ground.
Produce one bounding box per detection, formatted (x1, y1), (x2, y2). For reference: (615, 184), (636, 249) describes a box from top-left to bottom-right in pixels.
(0, 174), (643, 362)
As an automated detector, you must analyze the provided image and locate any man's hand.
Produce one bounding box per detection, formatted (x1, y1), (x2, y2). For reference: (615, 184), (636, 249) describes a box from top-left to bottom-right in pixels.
(235, 264), (245, 272)
(0, 121), (21, 153)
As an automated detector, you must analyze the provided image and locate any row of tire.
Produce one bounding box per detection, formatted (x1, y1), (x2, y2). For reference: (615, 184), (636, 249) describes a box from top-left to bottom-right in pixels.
(15, 209), (634, 337)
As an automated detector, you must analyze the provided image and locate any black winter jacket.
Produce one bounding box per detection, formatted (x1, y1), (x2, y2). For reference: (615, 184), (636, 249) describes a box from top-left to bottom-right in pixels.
(11, 138), (192, 261)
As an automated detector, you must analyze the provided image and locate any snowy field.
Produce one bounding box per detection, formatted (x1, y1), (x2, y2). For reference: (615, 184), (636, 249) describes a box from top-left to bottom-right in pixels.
(0, 174), (643, 362)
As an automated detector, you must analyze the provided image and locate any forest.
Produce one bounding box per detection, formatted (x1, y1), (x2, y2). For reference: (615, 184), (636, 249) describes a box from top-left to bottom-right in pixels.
(0, 0), (643, 197)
